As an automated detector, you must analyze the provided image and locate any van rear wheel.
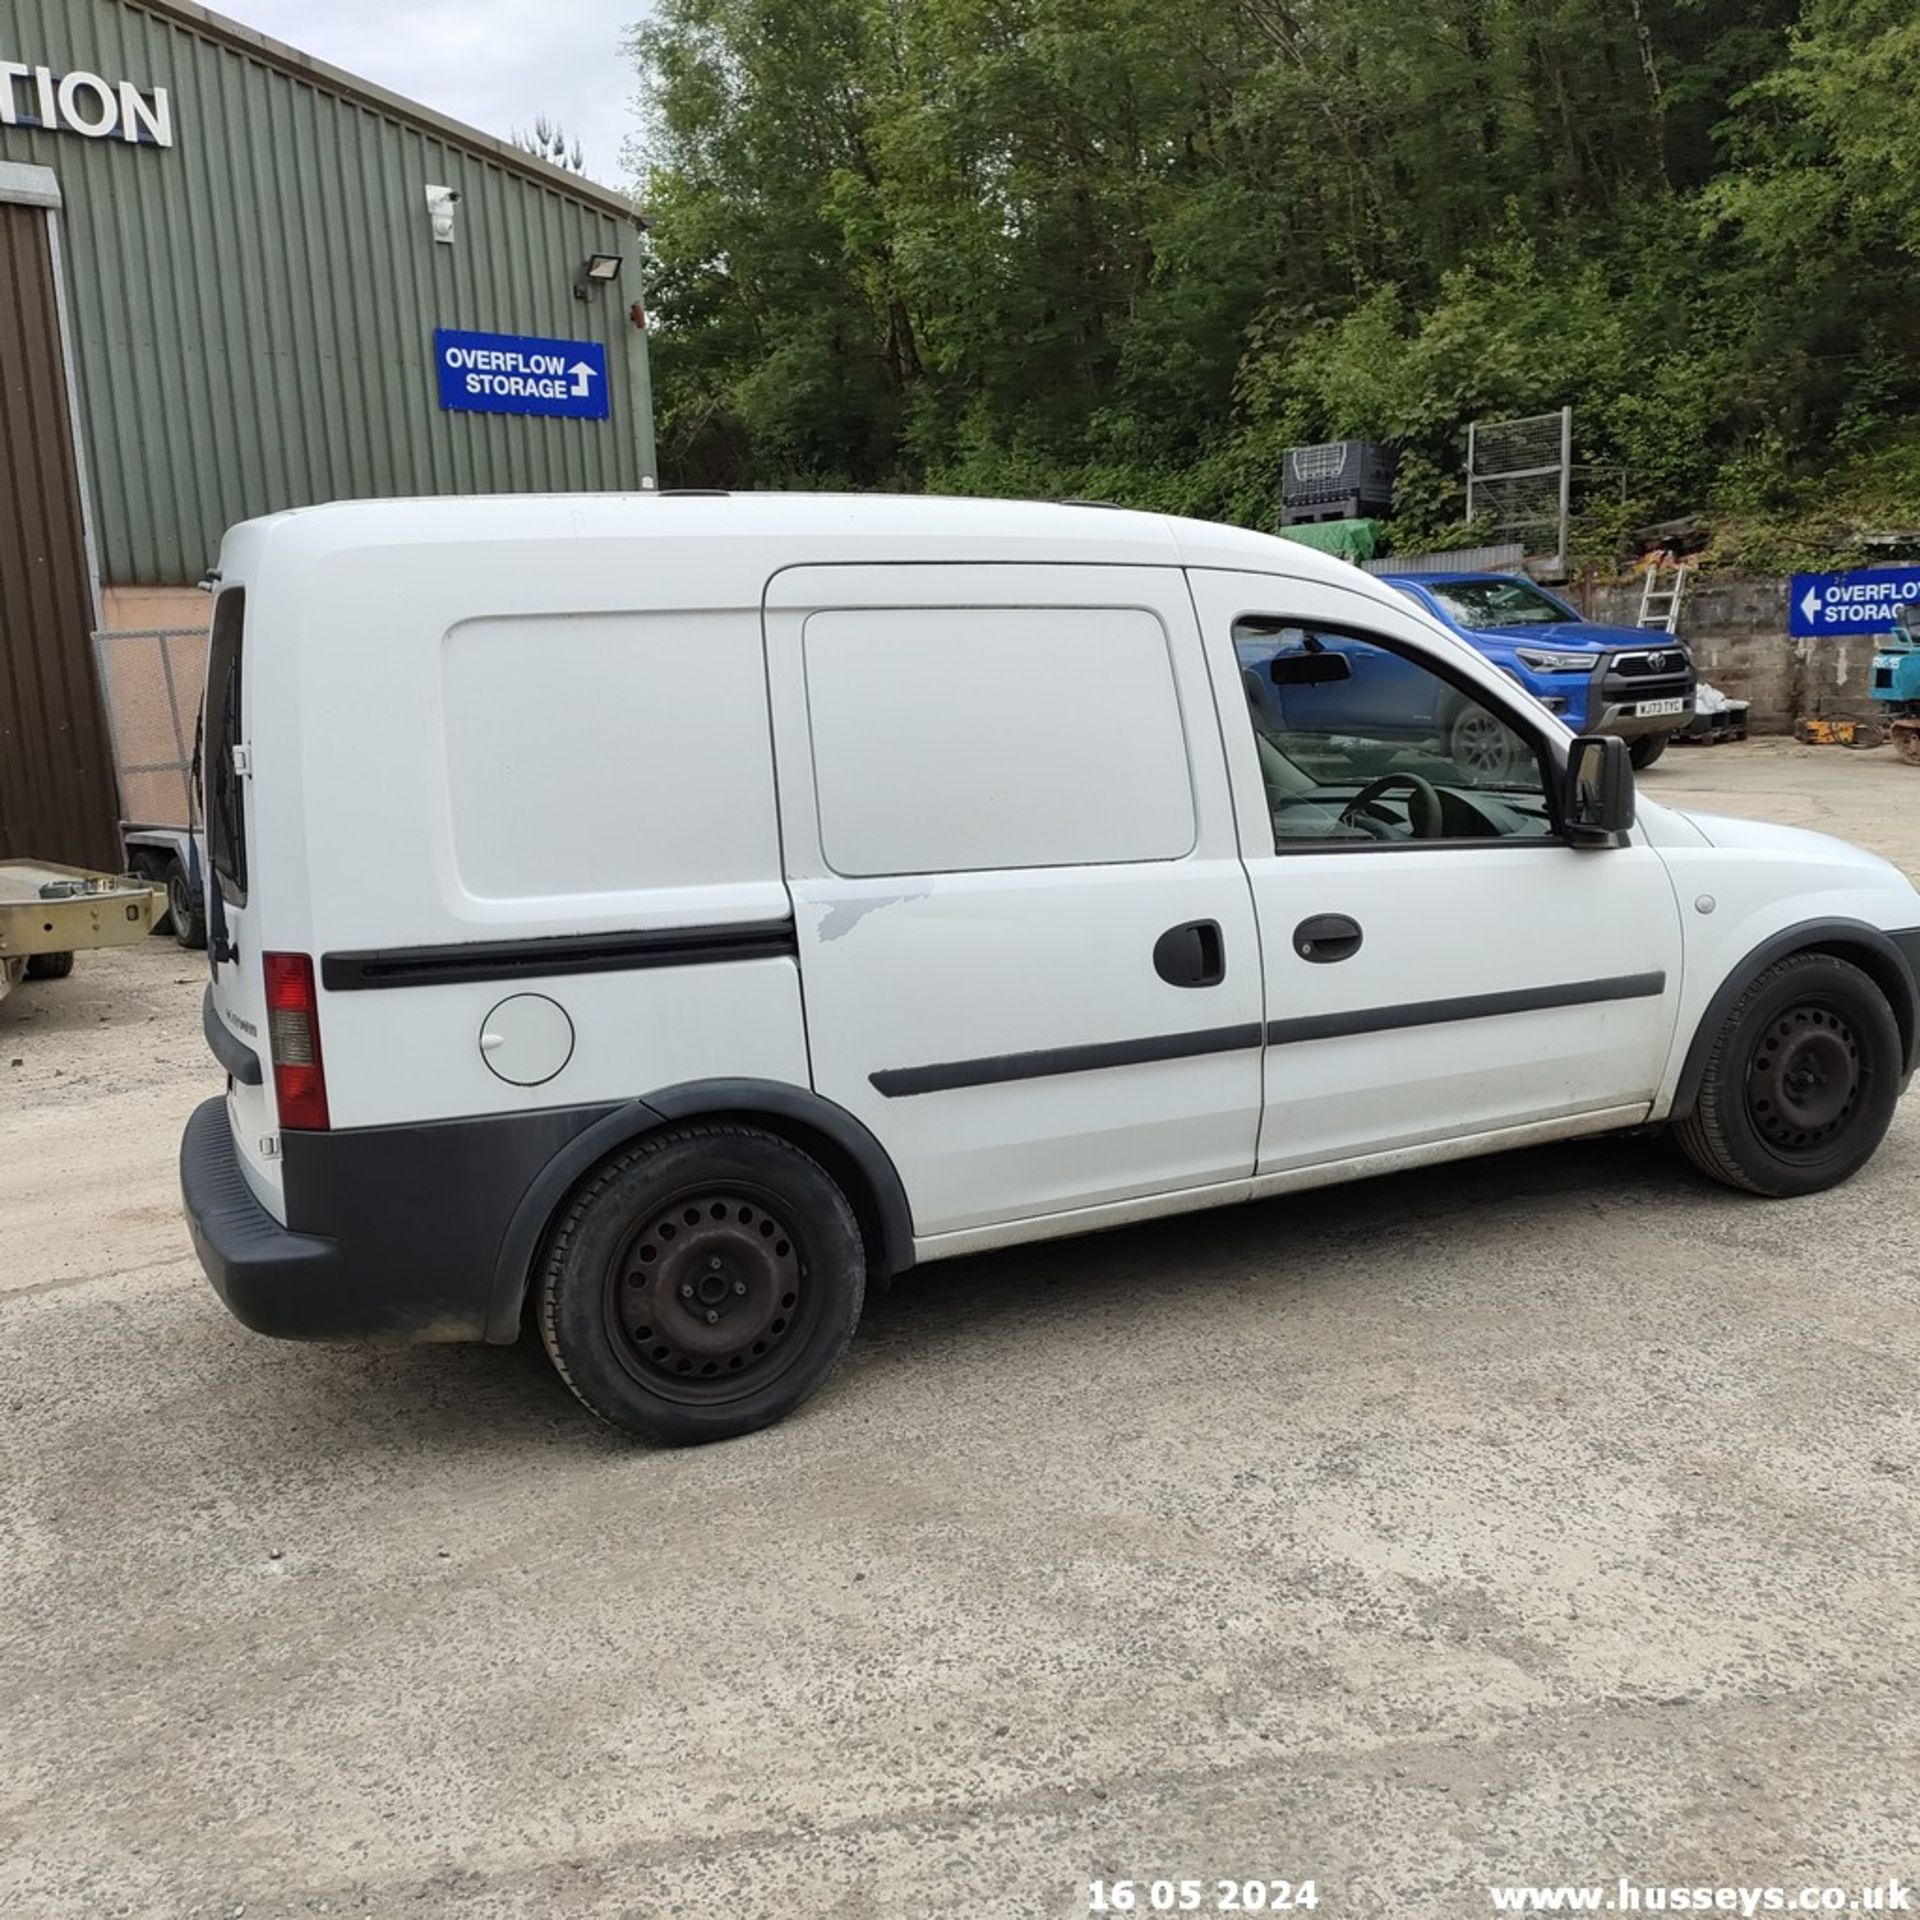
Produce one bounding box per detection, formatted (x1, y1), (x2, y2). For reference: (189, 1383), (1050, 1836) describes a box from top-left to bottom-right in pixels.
(537, 1124), (867, 1443)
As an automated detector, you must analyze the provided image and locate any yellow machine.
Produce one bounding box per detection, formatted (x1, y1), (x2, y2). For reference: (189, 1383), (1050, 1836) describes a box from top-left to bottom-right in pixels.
(1794, 717), (1884, 750)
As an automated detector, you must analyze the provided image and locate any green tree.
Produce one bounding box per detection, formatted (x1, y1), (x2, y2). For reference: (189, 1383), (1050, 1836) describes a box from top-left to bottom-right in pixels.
(628, 0), (1920, 551)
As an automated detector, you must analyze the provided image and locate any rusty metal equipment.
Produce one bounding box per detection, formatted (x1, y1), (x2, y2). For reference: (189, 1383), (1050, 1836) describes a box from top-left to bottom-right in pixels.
(1794, 717), (1884, 749)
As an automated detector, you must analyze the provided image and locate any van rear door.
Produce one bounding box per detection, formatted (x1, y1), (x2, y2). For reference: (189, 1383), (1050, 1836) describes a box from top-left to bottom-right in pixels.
(201, 584), (285, 1219)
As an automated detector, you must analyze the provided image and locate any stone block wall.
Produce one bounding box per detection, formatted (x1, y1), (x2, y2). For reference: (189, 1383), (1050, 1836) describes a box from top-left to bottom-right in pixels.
(1575, 574), (1885, 732)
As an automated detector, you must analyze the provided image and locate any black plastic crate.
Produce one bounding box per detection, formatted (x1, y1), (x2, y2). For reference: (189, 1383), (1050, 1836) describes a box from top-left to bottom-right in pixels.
(1279, 441), (1395, 524)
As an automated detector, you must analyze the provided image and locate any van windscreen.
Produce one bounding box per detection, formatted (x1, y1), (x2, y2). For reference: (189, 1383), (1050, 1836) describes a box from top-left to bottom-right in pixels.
(206, 588), (247, 904)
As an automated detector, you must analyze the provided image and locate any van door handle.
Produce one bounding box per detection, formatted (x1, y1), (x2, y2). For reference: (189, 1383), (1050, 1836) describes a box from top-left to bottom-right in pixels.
(1153, 919), (1225, 988)
(1293, 913), (1363, 964)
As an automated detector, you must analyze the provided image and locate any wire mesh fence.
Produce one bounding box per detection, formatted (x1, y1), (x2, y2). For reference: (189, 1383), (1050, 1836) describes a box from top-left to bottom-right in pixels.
(90, 628), (204, 827)
(1466, 407), (1572, 574)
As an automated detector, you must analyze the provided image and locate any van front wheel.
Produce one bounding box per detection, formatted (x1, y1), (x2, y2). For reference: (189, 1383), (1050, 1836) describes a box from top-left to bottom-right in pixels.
(1674, 953), (1902, 1197)
(537, 1124), (867, 1443)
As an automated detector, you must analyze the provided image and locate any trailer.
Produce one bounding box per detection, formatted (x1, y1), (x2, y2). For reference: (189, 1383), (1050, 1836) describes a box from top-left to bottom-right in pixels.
(123, 821), (208, 949)
(0, 861), (158, 1006)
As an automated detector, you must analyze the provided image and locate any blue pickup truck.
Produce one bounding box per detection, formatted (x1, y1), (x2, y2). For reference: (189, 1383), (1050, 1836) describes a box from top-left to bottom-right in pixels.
(1377, 572), (1695, 769)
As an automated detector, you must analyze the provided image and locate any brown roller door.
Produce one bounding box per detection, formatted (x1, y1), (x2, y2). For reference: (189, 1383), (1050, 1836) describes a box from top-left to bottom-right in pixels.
(0, 200), (121, 871)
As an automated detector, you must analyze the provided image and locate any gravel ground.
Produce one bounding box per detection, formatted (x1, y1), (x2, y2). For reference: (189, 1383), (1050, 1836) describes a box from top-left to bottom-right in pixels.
(2, 740), (1917, 1919)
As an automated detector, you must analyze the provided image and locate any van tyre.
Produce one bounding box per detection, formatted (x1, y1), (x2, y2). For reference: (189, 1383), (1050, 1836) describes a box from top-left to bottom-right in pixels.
(1674, 953), (1901, 1197)
(1629, 733), (1668, 770)
(24, 950), (74, 981)
(537, 1124), (867, 1443)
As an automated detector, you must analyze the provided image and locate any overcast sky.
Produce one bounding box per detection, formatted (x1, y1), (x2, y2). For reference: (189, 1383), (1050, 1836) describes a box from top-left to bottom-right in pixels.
(211, 0), (649, 187)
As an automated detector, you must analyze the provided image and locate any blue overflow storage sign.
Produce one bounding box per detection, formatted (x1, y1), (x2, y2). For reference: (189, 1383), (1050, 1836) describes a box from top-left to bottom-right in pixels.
(1789, 566), (1920, 638)
(434, 328), (610, 420)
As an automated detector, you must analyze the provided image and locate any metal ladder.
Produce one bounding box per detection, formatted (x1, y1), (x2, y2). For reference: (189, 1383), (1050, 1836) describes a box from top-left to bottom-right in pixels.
(1637, 561), (1689, 633)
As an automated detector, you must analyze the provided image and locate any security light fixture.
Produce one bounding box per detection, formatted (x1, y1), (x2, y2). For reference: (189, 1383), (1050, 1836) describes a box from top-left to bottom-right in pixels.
(574, 252), (622, 299)
(425, 183), (460, 245)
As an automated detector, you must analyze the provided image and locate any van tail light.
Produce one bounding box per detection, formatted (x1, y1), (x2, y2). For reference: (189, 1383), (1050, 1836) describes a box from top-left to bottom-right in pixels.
(263, 951), (330, 1131)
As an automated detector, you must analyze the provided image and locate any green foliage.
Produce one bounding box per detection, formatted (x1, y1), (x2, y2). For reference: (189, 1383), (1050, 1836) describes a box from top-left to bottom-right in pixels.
(630, 0), (1920, 558)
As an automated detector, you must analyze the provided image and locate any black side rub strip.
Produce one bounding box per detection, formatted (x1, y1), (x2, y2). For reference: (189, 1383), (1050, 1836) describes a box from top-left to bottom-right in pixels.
(202, 985), (263, 1084)
(1263, 971), (1667, 1046)
(869, 972), (1668, 1097)
(322, 920), (798, 992)
(870, 1023), (1264, 1098)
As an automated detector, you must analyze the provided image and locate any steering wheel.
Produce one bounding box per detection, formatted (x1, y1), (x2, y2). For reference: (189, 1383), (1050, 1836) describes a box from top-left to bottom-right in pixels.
(1338, 771), (1445, 841)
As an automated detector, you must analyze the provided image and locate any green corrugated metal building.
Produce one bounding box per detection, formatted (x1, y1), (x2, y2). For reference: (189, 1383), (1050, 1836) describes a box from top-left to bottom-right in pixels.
(0, 0), (657, 862)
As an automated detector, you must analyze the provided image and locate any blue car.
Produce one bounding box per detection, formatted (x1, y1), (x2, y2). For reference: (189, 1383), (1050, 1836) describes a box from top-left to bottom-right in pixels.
(1378, 572), (1696, 769)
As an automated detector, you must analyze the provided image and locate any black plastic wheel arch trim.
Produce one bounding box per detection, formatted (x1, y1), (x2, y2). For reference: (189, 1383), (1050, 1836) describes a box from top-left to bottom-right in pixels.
(1668, 920), (1920, 1120)
(483, 1078), (917, 1342)
(321, 920), (797, 992)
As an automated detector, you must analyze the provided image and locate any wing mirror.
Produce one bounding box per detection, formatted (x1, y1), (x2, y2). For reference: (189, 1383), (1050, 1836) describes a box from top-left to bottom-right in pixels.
(1565, 735), (1635, 847)
(1269, 650), (1353, 687)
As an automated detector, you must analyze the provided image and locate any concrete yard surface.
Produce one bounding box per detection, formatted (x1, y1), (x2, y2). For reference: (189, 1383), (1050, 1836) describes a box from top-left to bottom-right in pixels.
(3, 740), (1918, 1918)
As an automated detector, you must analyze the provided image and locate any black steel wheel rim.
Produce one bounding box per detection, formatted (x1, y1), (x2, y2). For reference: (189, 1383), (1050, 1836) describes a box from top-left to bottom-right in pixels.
(169, 869), (192, 923)
(1745, 1000), (1865, 1157)
(602, 1182), (820, 1404)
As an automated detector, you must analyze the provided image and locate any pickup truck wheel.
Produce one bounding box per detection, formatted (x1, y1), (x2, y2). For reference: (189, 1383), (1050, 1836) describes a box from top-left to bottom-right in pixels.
(1446, 702), (1525, 785)
(537, 1124), (866, 1444)
(1629, 733), (1668, 770)
(24, 950), (74, 981)
(1675, 953), (1901, 1197)
(166, 860), (208, 951)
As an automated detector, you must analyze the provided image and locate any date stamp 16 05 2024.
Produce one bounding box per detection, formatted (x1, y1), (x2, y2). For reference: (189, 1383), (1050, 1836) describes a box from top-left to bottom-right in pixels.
(1088, 1881), (1320, 1913)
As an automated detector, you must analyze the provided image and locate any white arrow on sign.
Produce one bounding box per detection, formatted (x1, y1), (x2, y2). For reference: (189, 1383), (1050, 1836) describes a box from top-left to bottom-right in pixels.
(569, 361), (598, 396)
(1802, 586), (1822, 624)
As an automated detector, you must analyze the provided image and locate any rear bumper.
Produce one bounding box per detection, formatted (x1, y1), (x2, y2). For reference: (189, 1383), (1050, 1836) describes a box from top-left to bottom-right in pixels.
(180, 1093), (627, 1344)
(181, 1096), (351, 1339)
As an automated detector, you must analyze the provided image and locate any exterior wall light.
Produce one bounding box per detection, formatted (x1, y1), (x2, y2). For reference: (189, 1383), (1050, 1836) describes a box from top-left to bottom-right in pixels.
(574, 252), (621, 299)
(425, 184), (460, 244)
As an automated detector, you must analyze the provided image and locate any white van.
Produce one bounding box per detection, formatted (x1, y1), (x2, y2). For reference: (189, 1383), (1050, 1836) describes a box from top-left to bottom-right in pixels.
(182, 495), (1920, 1442)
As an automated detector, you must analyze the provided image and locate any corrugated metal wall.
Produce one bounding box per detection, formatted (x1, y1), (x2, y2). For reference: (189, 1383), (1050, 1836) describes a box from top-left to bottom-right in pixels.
(0, 0), (655, 585)
(0, 200), (122, 867)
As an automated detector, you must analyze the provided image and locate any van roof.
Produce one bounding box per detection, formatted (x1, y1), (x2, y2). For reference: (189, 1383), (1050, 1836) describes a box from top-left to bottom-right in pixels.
(223, 490), (1413, 611)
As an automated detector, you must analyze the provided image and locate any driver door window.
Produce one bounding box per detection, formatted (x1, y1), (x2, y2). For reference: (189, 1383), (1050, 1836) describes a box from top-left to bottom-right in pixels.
(1233, 620), (1554, 849)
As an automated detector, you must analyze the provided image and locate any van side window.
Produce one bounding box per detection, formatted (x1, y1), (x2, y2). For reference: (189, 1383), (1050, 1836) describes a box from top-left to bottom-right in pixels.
(205, 588), (247, 903)
(804, 606), (1196, 877)
(1231, 620), (1553, 849)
